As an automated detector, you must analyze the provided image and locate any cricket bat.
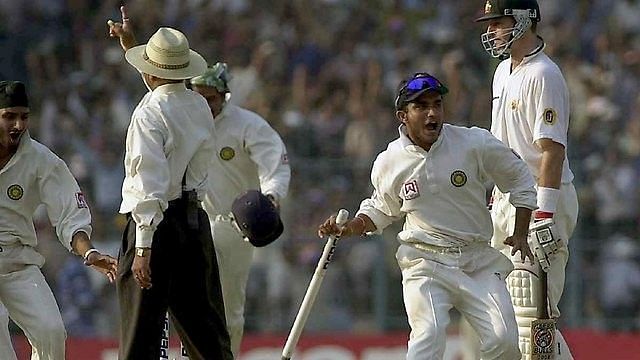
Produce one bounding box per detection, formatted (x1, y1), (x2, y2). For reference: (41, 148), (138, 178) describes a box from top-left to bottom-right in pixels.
(531, 269), (556, 359)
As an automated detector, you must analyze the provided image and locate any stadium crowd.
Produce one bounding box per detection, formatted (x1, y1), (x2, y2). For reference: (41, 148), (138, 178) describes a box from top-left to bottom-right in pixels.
(1, 0), (639, 337)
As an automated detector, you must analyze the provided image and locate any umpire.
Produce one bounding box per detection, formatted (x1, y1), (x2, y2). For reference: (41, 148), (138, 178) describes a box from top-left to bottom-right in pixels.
(116, 27), (232, 359)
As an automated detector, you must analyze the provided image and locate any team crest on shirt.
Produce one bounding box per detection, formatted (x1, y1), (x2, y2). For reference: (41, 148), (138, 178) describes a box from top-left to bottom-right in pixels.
(510, 99), (519, 111)
(450, 170), (467, 187)
(76, 192), (88, 209)
(7, 184), (23, 200)
(220, 147), (235, 161)
(543, 108), (557, 125)
(402, 179), (420, 200)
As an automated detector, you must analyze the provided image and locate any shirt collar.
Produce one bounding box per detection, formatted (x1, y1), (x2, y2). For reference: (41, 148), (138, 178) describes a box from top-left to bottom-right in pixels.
(519, 36), (546, 66)
(1, 131), (31, 170)
(215, 103), (230, 122)
(152, 82), (187, 95)
(398, 124), (445, 152)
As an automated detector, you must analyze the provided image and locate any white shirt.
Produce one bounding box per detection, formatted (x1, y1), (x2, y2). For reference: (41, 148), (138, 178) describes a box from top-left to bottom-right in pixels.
(357, 124), (536, 247)
(491, 43), (574, 184)
(203, 103), (290, 216)
(0, 133), (91, 250)
(120, 83), (216, 248)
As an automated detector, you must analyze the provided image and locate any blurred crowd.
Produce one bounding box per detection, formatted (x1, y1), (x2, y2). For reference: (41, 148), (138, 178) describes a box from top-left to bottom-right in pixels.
(2, 0), (640, 337)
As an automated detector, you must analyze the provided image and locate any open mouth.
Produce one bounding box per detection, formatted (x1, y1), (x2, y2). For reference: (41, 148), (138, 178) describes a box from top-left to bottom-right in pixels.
(425, 123), (438, 131)
(8, 132), (22, 142)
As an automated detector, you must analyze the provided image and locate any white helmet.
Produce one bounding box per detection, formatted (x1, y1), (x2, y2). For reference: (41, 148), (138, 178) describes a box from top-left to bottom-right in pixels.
(475, 0), (541, 59)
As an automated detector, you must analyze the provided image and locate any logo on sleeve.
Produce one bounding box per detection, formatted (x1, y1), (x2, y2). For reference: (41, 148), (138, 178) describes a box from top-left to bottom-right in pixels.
(543, 108), (557, 125)
(402, 179), (420, 200)
(220, 147), (235, 161)
(282, 153), (289, 165)
(76, 192), (88, 208)
(450, 170), (467, 187)
(7, 184), (23, 200)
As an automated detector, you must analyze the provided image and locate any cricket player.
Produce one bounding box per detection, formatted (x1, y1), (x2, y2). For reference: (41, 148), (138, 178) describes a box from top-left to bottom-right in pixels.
(190, 64), (290, 356)
(0, 80), (118, 360)
(476, 0), (578, 358)
(319, 72), (537, 360)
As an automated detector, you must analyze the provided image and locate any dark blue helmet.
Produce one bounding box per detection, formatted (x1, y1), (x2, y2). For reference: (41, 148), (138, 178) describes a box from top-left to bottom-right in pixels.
(231, 190), (283, 247)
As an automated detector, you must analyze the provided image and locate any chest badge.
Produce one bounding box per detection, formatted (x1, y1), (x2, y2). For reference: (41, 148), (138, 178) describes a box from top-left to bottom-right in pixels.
(451, 170), (467, 187)
(220, 147), (235, 161)
(402, 179), (420, 200)
(510, 99), (519, 111)
(7, 184), (23, 200)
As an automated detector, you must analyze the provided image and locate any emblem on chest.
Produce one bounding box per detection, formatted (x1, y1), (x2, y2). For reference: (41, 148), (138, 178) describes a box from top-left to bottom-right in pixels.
(220, 147), (236, 161)
(402, 179), (420, 200)
(7, 184), (23, 200)
(450, 170), (468, 187)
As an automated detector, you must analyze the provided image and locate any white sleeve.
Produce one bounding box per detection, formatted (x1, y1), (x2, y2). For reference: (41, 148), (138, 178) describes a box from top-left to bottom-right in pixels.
(128, 112), (170, 248)
(356, 155), (403, 234)
(532, 68), (570, 147)
(246, 122), (291, 200)
(480, 131), (537, 210)
(39, 158), (92, 251)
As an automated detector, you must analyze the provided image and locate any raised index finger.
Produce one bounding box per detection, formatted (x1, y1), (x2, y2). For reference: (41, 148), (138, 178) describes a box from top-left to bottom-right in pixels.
(121, 5), (129, 22)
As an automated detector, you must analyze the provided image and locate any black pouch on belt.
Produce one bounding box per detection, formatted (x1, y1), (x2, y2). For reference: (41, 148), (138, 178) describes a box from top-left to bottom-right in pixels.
(181, 171), (199, 230)
(183, 189), (199, 230)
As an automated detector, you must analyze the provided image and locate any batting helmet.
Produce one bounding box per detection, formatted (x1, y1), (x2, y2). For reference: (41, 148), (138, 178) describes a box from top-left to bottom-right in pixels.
(231, 190), (283, 247)
(476, 0), (541, 59)
(475, 0), (540, 23)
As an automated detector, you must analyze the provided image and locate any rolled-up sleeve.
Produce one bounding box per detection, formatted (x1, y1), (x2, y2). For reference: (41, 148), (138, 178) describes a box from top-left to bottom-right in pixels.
(39, 159), (92, 251)
(127, 112), (170, 248)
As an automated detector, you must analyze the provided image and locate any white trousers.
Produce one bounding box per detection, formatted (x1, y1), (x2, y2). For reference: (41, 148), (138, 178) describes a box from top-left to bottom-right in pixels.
(492, 183), (578, 360)
(211, 218), (255, 358)
(0, 260), (66, 360)
(396, 243), (520, 360)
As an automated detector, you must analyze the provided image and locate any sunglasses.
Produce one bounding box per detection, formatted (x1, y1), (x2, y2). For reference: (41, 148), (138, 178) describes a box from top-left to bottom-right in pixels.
(395, 73), (448, 109)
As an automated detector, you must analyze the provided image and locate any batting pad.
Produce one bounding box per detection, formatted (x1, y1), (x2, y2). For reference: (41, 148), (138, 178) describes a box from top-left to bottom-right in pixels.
(508, 268), (539, 360)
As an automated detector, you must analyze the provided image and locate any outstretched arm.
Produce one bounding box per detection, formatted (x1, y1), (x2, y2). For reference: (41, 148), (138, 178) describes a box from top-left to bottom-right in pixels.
(71, 231), (118, 283)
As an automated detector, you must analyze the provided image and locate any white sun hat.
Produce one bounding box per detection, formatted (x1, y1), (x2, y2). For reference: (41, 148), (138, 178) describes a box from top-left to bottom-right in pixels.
(125, 27), (207, 80)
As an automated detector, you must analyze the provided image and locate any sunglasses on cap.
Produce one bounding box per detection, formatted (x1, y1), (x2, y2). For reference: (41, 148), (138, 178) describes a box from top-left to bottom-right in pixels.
(395, 73), (449, 110)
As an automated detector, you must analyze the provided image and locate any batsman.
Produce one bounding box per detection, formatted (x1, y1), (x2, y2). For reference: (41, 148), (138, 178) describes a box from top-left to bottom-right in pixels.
(475, 0), (579, 358)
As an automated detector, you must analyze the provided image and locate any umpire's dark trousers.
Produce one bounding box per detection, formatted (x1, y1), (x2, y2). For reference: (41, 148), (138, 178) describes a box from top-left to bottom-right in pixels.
(117, 199), (233, 360)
